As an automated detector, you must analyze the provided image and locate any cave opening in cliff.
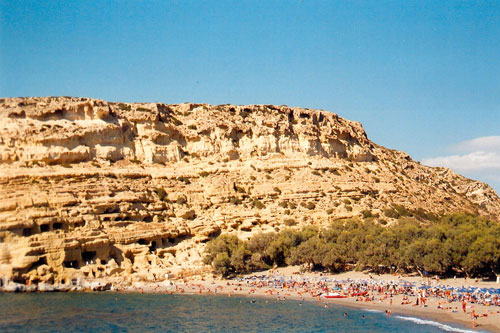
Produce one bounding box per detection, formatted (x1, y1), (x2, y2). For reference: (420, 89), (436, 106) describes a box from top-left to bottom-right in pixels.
(100, 259), (107, 265)
(149, 241), (157, 252)
(109, 251), (123, 266)
(22, 227), (35, 236)
(28, 256), (47, 271)
(63, 260), (79, 268)
(13, 277), (26, 284)
(125, 251), (135, 264)
(82, 251), (97, 263)
(40, 224), (50, 232)
(53, 222), (63, 230)
(138, 239), (146, 245)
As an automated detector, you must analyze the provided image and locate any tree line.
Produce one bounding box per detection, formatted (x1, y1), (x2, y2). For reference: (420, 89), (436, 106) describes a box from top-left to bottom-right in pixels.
(203, 213), (500, 278)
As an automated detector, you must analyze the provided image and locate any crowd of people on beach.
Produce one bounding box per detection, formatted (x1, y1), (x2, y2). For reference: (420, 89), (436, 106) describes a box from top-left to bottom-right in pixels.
(224, 275), (500, 308)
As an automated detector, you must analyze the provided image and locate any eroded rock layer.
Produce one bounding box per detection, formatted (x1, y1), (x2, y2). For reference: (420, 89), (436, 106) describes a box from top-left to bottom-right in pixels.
(0, 97), (499, 287)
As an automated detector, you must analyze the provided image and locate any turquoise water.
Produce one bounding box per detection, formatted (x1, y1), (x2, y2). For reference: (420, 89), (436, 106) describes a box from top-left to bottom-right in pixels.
(0, 293), (480, 332)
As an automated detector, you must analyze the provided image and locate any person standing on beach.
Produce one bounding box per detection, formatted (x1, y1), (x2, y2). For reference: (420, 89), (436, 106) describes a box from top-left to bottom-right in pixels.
(462, 300), (467, 313)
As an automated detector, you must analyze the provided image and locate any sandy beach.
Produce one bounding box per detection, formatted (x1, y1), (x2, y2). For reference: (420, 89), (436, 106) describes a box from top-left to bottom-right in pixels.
(119, 267), (500, 332)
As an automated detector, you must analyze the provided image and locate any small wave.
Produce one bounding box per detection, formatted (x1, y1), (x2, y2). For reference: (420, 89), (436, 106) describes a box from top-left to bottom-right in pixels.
(394, 315), (478, 333)
(363, 309), (383, 313)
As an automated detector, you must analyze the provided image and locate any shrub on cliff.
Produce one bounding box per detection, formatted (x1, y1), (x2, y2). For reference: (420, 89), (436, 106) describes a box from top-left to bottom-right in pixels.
(251, 198), (265, 209)
(305, 202), (316, 210)
(361, 210), (373, 218)
(118, 103), (131, 111)
(233, 183), (246, 194)
(154, 188), (167, 201)
(176, 195), (187, 205)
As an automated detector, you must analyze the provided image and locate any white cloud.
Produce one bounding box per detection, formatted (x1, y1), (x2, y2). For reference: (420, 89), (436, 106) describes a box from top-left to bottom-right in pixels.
(423, 136), (500, 172)
(423, 151), (500, 172)
(422, 136), (500, 191)
(451, 136), (500, 154)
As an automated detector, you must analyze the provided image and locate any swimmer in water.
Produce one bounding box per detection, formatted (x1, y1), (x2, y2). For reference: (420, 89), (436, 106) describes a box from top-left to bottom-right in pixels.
(344, 313), (348, 317)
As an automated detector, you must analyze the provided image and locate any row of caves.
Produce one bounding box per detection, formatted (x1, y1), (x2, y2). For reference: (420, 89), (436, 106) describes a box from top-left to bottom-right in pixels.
(21, 221), (74, 237)
(59, 236), (185, 271)
(13, 233), (190, 285)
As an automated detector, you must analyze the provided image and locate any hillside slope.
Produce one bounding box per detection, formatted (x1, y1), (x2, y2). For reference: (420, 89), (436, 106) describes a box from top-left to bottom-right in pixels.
(0, 97), (498, 286)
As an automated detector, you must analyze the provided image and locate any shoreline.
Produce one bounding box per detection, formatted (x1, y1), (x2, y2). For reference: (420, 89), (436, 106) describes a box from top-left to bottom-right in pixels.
(0, 286), (494, 332)
(170, 282), (497, 332)
(2, 268), (500, 332)
(173, 288), (485, 332)
(168, 268), (500, 332)
(105, 286), (493, 332)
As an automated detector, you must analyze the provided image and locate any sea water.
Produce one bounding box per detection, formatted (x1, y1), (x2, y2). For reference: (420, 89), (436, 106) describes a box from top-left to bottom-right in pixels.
(0, 293), (482, 332)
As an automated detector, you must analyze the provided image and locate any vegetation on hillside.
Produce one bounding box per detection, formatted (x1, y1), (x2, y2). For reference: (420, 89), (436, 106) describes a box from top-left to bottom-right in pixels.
(204, 213), (500, 279)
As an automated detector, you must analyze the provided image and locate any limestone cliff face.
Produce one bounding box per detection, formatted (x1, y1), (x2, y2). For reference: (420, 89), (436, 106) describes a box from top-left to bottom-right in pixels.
(0, 97), (499, 286)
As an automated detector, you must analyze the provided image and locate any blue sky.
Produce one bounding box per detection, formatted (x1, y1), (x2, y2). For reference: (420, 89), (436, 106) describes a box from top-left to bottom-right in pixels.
(1, 1), (499, 191)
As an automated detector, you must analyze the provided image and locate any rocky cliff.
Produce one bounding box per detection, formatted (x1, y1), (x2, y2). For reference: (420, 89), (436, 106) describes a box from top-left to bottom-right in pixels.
(0, 97), (499, 288)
